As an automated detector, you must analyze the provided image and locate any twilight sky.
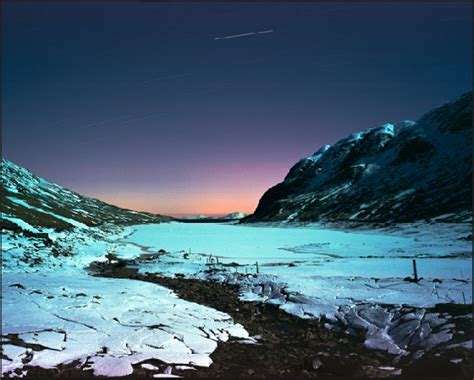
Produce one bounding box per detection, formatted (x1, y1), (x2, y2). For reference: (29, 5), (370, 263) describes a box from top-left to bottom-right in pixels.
(2, 2), (472, 216)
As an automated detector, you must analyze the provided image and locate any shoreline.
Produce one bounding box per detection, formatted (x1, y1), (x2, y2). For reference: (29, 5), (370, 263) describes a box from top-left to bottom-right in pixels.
(93, 265), (472, 379)
(6, 263), (472, 379)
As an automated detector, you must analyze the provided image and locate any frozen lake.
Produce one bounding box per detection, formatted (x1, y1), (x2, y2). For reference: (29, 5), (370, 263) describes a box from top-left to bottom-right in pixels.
(124, 222), (472, 315)
(125, 222), (471, 278)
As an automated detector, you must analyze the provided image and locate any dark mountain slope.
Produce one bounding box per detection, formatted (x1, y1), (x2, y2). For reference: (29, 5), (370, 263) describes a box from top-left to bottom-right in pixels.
(1, 158), (171, 230)
(246, 92), (472, 223)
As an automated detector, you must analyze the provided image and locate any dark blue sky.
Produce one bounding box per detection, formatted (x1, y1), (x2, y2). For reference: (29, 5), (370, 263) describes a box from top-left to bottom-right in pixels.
(2, 2), (472, 215)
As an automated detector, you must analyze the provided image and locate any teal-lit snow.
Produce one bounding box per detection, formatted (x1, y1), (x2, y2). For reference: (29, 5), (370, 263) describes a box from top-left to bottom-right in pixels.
(1, 226), (249, 378)
(1, 214), (40, 233)
(2, 272), (248, 377)
(124, 222), (471, 311)
(5, 196), (89, 229)
(122, 222), (472, 354)
(2, 221), (471, 376)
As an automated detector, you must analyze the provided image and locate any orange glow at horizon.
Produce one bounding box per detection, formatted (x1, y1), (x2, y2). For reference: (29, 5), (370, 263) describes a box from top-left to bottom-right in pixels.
(80, 177), (283, 217)
(88, 188), (262, 217)
(72, 163), (290, 217)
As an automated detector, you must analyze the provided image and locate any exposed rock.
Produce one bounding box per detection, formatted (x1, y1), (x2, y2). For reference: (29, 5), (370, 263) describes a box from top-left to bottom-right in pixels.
(303, 355), (324, 371)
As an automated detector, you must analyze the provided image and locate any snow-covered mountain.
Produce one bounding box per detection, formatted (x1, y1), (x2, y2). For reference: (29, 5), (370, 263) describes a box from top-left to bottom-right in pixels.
(183, 214), (211, 220)
(177, 212), (248, 221)
(246, 92), (472, 223)
(222, 212), (248, 220)
(1, 158), (170, 232)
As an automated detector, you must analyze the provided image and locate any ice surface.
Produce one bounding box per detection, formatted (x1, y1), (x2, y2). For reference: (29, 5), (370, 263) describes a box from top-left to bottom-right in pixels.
(124, 222), (471, 313)
(85, 357), (134, 377)
(141, 363), (160, 370)
(1, 272), (248, 377)
(122, 222), (471, 355)
(447, 340), (472, 350)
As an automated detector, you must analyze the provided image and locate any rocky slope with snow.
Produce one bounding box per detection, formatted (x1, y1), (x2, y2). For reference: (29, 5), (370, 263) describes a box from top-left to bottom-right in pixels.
(246, 92), (472, 223)
(1, 158), (171, 232)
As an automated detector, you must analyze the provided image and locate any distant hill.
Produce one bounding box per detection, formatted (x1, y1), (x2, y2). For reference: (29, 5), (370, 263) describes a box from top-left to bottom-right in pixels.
(222, 212), (248, 220)
(175, 212), (249, 223)
(245, 92), (472, 223)
(1, 158), (171, 232)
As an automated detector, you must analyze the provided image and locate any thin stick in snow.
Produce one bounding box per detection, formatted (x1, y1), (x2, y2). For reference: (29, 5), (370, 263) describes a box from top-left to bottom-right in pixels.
(412, 259), (418, 283)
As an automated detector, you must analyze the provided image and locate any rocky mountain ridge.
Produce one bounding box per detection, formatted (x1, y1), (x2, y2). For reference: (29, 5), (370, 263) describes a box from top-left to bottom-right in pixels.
(1, 158), (170, 232)
(245, 92), (472, 223)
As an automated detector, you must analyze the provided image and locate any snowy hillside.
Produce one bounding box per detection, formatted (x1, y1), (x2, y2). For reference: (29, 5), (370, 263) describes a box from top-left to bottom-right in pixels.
(1, 158), (171, 231)
(246, 92), (472, 223)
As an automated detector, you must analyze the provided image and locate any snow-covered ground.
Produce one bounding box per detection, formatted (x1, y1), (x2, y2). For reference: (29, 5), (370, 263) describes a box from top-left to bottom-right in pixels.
(2, 221), (472, 376)
(2, 272), (248, 377)
(1, 225), (249, 378)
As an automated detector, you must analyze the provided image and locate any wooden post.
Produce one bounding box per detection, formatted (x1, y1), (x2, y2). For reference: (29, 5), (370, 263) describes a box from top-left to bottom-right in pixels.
(256, 261), (259, 274)
(412, 259), (418, 283)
